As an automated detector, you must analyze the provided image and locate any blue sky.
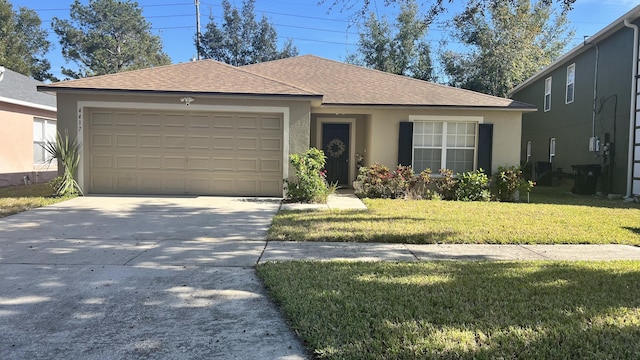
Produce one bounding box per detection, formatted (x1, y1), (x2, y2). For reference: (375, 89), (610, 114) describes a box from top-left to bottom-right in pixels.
(9, 0), (640, 80)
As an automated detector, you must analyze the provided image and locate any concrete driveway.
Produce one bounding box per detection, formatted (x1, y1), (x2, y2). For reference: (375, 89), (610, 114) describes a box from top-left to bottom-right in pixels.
(0, 196), (307, 359)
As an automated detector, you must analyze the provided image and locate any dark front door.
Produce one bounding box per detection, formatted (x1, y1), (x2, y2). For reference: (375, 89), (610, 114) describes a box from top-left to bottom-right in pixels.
(322, 123), (350, 185)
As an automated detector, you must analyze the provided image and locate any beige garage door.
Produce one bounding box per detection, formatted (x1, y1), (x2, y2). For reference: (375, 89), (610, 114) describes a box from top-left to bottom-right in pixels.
(87, 108), (284, 196)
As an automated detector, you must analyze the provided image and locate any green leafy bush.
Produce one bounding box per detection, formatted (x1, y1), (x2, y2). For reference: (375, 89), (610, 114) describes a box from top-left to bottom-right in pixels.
(491, 166), (535, 202)
(455, 169), (490, 201)
(284, 148), (333, 203)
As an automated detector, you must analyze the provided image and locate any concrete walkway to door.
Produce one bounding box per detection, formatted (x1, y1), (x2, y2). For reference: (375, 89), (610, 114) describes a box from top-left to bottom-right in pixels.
(0, 196), (307, 360)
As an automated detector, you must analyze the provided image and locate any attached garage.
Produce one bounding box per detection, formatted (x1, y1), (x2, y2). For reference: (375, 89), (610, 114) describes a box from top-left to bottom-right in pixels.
(86, 108), (284, 196)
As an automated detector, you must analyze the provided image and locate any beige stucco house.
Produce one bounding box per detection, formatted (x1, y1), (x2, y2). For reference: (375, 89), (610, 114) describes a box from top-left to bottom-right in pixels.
(0, 67), (57, 187)
(39, 55), (535, 197)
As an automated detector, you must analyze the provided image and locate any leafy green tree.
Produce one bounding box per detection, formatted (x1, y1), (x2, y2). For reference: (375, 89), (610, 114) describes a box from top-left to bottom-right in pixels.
(0, 0), (53, 81)
(198, 0), (298, 66)
(441, 0), (573, 97)
(348, 1), (435, 81)
(52, 0), (171, 79)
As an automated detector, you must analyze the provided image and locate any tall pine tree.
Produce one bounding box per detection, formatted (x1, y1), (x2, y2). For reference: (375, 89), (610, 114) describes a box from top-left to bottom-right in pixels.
(348, 1), (435, 81)
(198, 0), (297, 66)
(52, 0), (171, 79)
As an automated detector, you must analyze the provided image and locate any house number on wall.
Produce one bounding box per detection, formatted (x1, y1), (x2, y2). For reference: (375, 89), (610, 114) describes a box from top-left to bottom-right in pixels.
(326, 138), (346, 158)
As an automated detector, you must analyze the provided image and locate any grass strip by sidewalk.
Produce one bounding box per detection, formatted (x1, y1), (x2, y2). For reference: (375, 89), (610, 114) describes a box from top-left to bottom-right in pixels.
(257, 260), (640, 360)
(0, 183), (74, 218)
(269, 197), (640, 244)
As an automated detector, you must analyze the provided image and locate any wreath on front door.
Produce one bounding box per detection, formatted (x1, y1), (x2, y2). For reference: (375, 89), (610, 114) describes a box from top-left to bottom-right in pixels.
(326, 138), (346, 158)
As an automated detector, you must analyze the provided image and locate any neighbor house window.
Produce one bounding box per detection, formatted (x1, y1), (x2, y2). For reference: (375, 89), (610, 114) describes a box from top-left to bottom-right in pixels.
(33, 118), (56, 164)
(526, 141), (532, 163)
(544, 77), (552, 111)
(413, 121), (477, 174)
(549, 137), (556, 163)
(566, 63), (575, 104)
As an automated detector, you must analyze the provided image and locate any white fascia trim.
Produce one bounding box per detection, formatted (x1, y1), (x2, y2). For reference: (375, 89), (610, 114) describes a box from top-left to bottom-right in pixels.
(0, 95), (56, 112)
(76, 100), (290, 193)
(409, 115), (484, 123)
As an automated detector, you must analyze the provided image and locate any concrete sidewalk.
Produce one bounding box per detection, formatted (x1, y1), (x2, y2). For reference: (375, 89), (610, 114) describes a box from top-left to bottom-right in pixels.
(260, 242), (640, 263)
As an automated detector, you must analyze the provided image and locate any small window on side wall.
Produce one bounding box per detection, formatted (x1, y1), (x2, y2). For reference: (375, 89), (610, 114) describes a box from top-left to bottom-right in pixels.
(566, 63), (575, 104)
(549, 137), (556, 163)
(544, 77), (552, 112)
(526, 141), (532, 163)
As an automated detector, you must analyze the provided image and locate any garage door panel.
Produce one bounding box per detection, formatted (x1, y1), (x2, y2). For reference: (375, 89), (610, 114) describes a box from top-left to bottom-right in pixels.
(140, 135), (162, 148)
(115, 155), (137, 169)
(237, 137), (258, 150)
(261, 116), (282, 130)
(92, 155), (112, 168)
(140, 156), (162, 169)
(115, 113), (137, 126)
(91, 112), (113, 126)
(187, 157), (210, 171)
(92, 134), (113, 147)
(88, 109), (283, 196)
(164, 157), (186, 170)
(212, 115), (235, 129)
(116, 134), (137, 147)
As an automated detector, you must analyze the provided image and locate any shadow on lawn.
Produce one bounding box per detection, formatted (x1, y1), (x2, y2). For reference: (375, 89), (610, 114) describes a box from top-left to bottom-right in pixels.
(528, 184), (640, 209)
(261, 261), (640, 359)
(269, 211), (458, 243)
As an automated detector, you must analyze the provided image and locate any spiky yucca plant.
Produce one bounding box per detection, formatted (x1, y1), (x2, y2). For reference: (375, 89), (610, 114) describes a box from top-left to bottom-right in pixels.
(43, 130), (83, 196)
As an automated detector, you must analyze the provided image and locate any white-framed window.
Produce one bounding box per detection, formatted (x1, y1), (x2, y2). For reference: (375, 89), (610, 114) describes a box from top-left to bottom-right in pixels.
(549, 137), (556, 163)
(566, 63), (575, 104)
(526, 141), (532, 163)
(544, 77), (552, 112)
(33, 118), (56, 164)
(412, 120), (477, 174)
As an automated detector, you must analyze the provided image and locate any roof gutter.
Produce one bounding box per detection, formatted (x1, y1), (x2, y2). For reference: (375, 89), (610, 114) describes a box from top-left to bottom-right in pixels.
(624, 18), (638, 199)
(318, 103), (537, 112)
(0, 95), (56, 112)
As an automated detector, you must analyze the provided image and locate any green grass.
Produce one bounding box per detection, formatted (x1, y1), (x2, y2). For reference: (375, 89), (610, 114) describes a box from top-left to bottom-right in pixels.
(0, 183), (75, 218)
(257, 260), (640, 359)
(268, 185), (640, 244)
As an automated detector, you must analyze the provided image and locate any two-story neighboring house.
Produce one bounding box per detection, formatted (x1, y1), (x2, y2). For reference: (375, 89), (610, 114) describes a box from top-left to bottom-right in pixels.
(510, 5), (640, 199)
(0, 67), (57, 187)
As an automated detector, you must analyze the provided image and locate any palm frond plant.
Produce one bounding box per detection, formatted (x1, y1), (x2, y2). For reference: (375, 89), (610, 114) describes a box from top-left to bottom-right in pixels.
(43, 130), (83, 196)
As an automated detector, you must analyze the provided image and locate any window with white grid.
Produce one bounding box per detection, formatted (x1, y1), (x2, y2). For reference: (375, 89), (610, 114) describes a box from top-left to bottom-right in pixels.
(33, 118), (56, 164)
(413, 121), (476, 174)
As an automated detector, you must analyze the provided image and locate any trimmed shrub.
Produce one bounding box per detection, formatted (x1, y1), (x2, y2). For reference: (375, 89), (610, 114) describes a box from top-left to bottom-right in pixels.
(491, 166), (535, 202)
(284, 148), (333, 203)
(455, 169), (490, 201)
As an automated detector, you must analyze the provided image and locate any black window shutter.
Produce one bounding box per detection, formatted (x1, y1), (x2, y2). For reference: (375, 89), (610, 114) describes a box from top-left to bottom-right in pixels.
(398, 122), (413, 166)
(477, 123), (493, 175)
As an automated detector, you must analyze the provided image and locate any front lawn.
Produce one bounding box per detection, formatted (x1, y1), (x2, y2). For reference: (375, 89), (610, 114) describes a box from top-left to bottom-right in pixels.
(0, 183), (75, 218)
(257, 260), (640, 359)
(268, 186), (640, 244)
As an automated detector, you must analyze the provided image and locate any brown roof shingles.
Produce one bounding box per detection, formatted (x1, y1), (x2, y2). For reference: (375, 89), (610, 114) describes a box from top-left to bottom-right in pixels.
(40, 55), (534, 109)
(39, 59), (319, 97)
(243, 55), (533, 109)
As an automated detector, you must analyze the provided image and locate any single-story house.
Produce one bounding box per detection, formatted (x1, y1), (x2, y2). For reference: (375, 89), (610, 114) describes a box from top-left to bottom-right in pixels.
(0, 67), (57, 187)
(38, 55), (535, 197)
(509, 5), (640, 198)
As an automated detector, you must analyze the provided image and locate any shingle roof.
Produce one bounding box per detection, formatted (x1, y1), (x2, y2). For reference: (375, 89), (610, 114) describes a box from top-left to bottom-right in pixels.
(0, 67), (56, 109)
(38, 55), (533, 110)
(243, 55), (534, 109)
(38, 60), (319, 97)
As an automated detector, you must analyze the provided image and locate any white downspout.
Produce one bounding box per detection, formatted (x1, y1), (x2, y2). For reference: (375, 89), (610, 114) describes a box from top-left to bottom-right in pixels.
(624, 19), (638, 199)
